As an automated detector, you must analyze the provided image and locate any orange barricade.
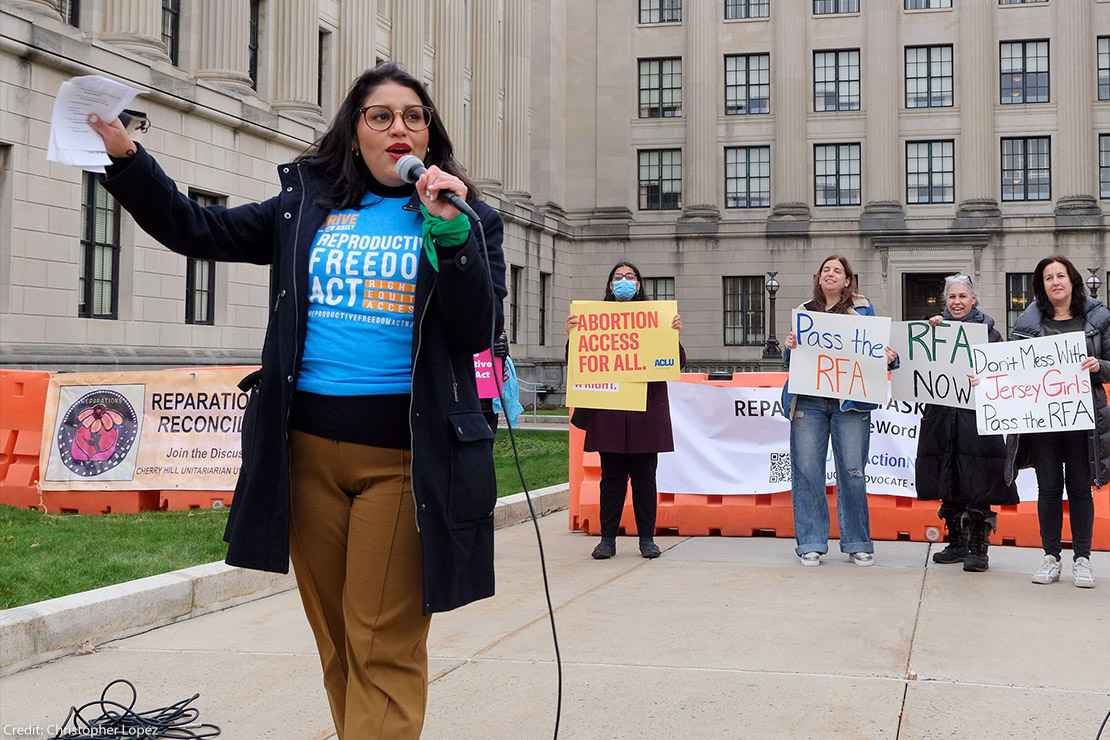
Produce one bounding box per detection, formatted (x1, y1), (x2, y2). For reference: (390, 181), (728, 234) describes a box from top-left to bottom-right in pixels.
(569, 372), (1110, 551)
(0, 370), (50, 511)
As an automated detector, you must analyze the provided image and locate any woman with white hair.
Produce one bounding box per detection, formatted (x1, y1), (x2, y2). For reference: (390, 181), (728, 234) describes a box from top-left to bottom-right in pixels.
(915, 274), (1018, 572)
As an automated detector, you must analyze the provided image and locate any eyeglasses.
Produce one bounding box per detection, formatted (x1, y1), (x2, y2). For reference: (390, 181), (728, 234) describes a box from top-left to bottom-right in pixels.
(359, 105), (435, 132)
(612, 272), (637, 280)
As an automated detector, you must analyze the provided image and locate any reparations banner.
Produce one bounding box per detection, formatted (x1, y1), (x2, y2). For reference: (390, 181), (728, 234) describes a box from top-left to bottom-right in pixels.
(40, 367), (256, 490)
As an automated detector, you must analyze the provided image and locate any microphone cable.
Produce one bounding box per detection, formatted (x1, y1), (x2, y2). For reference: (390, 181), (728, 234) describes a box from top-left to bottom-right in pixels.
(470, 207), (563, 740)
(48, 678), (220, 738)
(1097, 706), (1109, 740)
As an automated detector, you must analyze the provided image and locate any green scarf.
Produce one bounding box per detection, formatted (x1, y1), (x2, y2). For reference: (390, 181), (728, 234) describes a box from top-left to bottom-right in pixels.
(419, 205), (472, 272)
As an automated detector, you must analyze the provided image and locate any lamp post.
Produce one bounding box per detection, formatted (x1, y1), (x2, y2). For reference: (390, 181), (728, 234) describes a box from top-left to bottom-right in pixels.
(1087, 267), (1103, 300)
(762, 271), (782, 359)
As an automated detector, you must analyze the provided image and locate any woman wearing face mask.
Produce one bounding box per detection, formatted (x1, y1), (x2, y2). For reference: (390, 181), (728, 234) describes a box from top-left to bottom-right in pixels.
(782, 255), (899, 567)
(915, 275), (1018, 572)
(567, 261), (684, 559)
(1006, 255), (1110, 589)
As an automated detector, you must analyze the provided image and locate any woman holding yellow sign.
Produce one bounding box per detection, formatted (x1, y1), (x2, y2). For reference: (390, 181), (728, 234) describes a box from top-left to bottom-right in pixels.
(567, 261), (683, 560)
(783, 255), (898, 567)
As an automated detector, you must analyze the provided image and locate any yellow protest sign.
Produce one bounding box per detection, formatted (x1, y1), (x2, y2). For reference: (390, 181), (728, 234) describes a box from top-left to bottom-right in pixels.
(565, 380), (648, 412)
(568, 299), (680, 383)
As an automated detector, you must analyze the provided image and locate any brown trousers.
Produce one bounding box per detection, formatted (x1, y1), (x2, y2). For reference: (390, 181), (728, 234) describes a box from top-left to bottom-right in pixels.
(288, 431), (431, 740)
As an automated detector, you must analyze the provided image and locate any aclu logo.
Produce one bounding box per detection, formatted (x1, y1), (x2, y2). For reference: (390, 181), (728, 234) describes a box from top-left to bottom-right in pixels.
(654, 358), (675, 367)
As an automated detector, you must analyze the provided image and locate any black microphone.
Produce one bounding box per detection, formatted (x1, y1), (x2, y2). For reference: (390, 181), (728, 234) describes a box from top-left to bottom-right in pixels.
(395, 154), (479, 221)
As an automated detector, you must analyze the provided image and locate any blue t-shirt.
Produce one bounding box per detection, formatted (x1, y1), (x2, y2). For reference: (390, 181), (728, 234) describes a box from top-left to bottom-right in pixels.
(298, 191), (422, 396)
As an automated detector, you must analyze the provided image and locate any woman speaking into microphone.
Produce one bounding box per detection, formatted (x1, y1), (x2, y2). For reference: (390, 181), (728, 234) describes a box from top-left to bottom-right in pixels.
(88, 62), (506, 739)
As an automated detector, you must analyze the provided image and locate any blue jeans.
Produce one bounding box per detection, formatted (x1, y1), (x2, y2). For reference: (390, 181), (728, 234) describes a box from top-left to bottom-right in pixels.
(789, 396), (874, 556)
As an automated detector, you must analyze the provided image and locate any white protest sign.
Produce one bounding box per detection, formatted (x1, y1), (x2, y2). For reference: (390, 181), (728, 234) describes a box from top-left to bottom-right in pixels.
(890, 320), (988, 409)
(787, 310), (892, 403)
(973, 332), (1096, 435)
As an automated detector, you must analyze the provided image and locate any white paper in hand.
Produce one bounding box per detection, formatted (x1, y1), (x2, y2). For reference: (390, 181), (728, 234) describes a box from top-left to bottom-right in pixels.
(47, 76), (139, 173)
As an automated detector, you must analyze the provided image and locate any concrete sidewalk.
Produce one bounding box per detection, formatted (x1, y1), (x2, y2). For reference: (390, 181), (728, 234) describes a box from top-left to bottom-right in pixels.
(1, 514), (1108, 738)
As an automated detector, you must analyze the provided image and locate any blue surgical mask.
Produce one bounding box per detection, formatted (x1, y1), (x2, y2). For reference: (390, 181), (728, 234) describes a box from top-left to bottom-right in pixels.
(611, 278), (638, 301)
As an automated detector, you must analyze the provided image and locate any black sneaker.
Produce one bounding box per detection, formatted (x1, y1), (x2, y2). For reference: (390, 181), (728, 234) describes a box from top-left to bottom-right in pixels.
(639, 540), (661, 559)
(591, 538), (616, 560)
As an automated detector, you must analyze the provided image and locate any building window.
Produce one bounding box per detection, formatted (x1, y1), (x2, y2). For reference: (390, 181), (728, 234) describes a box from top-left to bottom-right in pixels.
(643, 277), (676, 301)
(509, 265), (522, 344)
(1006, 273), (1034, 334)
(79, 173), (120, 319)
(638, 149), (682, 210)
(725, 0), (769, 20)
(1000, 40), (1049, 104)
(724, 54), (770, 115)
(161, 0), (180, 65)
(1001, 136), (1051, 201)
(814, 143), (861, 206)
(814, 49), (861, 112)
(906, 140), (954, 204)
(186, 192), (223, 325)
(905, 0), (951, 7)
(1098, 135), (1110, 200)
(538, 271), (550, 346)
(60, 0), (79, 26)
(725, 146), (771, 208)
(814, 0), (858, 14)
(638, 58), (682, 118)
(317, 29), (332, 108)
(249, 0), (261, 90)
(639, 0), (682, 23)
(905, 45), (953, 108)
(1099, 37), (1110, 101)
(723, 276), (765, 347)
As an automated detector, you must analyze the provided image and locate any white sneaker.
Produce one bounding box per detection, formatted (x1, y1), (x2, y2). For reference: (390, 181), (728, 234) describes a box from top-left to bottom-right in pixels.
(1073, 557), (1096, 589)
(798, 552), (822, 567)
(849, 552), (875, 567)
(1032, 554), (1061, 584)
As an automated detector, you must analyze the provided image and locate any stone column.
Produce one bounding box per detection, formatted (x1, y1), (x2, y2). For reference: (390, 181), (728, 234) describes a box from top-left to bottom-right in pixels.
(434, 0), (466, 147)
(861, 0), (904, 232)
(954, 0), (1000, 229)
(392, 0), (426, 81)
(1055, 0), (1102, 225)
(767, 3), (809, 234)
(8, 0), (62, 22)
(194, 0), (252, 93)
(681, 0), (718, 220)
(270, 0), (321, 118)
(502, 0), (531, 198)
(337, 0), (377, 89)
(100, 0), (168, 62)
(470, 0), (503, 188)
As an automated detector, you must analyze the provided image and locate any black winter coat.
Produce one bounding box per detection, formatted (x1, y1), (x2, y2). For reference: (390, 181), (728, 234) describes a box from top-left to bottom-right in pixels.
(101, 145), (507, 614)
(1004, 298), (1110, 488)
(915, 309), (1019, 506)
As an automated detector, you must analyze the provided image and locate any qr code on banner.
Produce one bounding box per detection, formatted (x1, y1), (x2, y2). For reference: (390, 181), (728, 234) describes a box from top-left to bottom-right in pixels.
(768, 452), (792, 484)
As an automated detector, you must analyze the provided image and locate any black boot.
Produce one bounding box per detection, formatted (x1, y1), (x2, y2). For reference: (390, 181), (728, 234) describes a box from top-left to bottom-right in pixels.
(932, 506), (968, 564)
(591, 537), (616, 560)
(639, 539), (661, 559)
(963, 512), (992, 573)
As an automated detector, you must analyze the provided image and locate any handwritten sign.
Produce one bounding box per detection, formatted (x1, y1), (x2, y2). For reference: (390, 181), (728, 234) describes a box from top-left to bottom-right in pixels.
(973, 332), (1095, 435)
(473, 350), (505, 399)
(890, 320), (988, 409)
(568, 300), (679, 383)
(565, 380), (647, 412)
(787, 310), (892, 403)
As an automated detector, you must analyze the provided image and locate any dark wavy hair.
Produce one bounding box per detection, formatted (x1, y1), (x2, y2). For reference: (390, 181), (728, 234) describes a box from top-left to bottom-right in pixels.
(1033, 254), (1088, 319)
(297, 62), (478, 210)
(603, 261), (646, 302)
(811, 255), (858, 314)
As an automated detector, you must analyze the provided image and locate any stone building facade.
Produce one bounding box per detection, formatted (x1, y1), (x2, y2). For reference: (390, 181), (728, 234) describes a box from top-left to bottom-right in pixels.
(3, 0), (1110, 397)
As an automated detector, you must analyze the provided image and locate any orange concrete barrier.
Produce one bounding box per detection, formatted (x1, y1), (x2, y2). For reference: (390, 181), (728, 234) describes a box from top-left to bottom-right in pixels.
(157, 489), (232, 511)
(569, 372), (1110, 550)
(0, 370), (50, 511)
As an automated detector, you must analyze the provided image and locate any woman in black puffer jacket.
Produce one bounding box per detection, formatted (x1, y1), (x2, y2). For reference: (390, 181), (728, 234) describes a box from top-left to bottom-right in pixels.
(915, 274), (1017, 572)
